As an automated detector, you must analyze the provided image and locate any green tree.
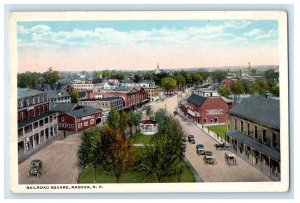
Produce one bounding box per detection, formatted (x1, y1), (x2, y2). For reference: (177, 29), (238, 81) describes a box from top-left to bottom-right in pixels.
(193, 73), (204, 85)
(264, 69), (279, 83)
(133, 74), (142, 83)
(100, 125), (135, 183)
(117, 72), (125, 80)
(71, 90), (80, 103)
(154, 108), (169, 132)
(218, 85), (231, 97)
(119, 111), (128, 137)
(18, 72), (41, 89)
(184, 73), (193, 86)
(231, 80), (245, 95)
(161, 76), (177, 95)
(127, 110), (135, 136)
(133, 111), (142, 133)
(43, 67), (60, 86)
(102, 70), (110, 78)
(77, 127), (101, 183)
(92, 71), (100, 79)
(138, 116), (185, 182)
(211, 71), (227, 83)
(106, 108), (120, 130)
(146, 106), (153, 119)
(175, 74), (186, 90)
(250, 69), (257, 76)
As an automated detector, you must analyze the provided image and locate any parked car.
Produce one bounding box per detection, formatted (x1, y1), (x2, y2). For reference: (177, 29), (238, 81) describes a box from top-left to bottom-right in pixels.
(196, 144), (205, 155)
(203, 151), (217, 165)
(188, 135), (195, 144)
(214, 143), (232, 150)
(28, 159), (43, 177)
(225, 152), (237, 165)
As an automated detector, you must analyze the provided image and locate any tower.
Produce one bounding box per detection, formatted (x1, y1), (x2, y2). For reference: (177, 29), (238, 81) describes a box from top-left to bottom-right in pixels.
(248, 61), (251, 76)
(157, 63), (160, 71)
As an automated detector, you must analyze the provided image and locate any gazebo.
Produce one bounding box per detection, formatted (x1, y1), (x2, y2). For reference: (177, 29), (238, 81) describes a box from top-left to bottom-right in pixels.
(139, 120), (158, 135)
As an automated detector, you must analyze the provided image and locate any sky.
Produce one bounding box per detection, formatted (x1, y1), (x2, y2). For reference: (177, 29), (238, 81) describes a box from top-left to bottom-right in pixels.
(17, 20), (279, 73)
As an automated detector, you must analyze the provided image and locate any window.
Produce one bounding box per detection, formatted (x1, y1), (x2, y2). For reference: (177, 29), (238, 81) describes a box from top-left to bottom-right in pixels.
(272, 133), (277, 148)
(241, 120), (243, 132)
(204, 118), (207, 123)
(234, 119), (237, 130)
(90, 119), (95, 125)
(61, 117), (64, 122)
(84, 121), (88, 127)
(214, 117), (218, 123)
(262, 129), (267, 143)
(255, 126), (258, 139)
(247, 123), (250, 135)
(78, 123), (82, 128)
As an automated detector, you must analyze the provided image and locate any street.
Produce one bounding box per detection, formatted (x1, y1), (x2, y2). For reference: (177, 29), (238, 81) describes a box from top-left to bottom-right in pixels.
(150, 92), (271, 182)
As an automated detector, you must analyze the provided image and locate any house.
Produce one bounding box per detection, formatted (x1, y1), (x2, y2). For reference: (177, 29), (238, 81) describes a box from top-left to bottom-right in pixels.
(180, 93), (232, 125)
(142, 86), (160, 102)
(72, 82), (94, 92)
(139, 120), (158, 135)
(17, 88), (59, 160)
(100, 86), (148, 110)
(47, 89), (71, 103)
(193, 88), (220, 97)
(225, 96), (280, 180)
(138, 79), (156, 87)
(78, 96), (124, 111)
(221, 79), (235, 88)
(55, 106), (102, 132)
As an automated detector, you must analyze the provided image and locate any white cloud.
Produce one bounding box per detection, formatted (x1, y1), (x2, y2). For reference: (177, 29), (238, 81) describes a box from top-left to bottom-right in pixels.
(243, 28), (262, 36)
(255, 29), (278, 40)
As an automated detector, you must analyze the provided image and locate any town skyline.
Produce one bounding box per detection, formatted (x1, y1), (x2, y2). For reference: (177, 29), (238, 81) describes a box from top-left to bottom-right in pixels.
(18, 20), (279, 73)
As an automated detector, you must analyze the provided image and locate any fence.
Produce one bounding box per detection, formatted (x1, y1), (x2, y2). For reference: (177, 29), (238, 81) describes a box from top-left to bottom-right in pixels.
(196, 123), (224, 144)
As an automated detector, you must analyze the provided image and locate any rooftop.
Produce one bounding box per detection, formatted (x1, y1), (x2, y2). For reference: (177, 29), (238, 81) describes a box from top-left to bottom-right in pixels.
(228, 95), (280, 129)
(18, 88), (45, 99)
(66, 106), (102, 118)
(50, 103), (78, 112)
(140, 120), (157, 125)
(47, 89), (71, 99)
(186, 94), (207, 106)
(80, 96), (123, 102)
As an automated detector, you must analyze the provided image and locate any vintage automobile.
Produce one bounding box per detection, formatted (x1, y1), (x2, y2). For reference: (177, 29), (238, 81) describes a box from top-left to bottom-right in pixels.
(188, 135), (195, 144)
(203, 151), (217, 165)
(28, 159), (43, 177)
(214, 142), (232, 150)
(225, 152), (237, 165)
(196, 144), (205, 155)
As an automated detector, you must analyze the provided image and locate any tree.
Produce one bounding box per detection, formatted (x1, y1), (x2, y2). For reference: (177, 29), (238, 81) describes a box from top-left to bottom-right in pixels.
(119, 111), (128, 138)
(264, 69), (279, 83)
(250, 69), (257, 76)
(127, 110), (135, 136)
(154, 108), (169, 132)
(106, 108), (120, 130)
(184, 73), (193, 86)
(117, 72), (125, 80)
(175, 74), (186, 90)
(146, 106), (153, 119)
(133, 74), (142, 83)
(18, 72), (41, 89)
(102, 70), (110, 78)
(193, 73), (204, 85)
(231, 80), (245, 95)
(43, 67), (60, 86)
(161, 77), (177, 95)
(211, 71), (227, 83)
(71, 90), (80, 103)
(218, 85), (231, 97)
(133, 111), (142, 133)
(77, 127), (101, 183)
(100, 125), (135, 183)
(92, 71), (100, 79)
(138, 116), (185, 182)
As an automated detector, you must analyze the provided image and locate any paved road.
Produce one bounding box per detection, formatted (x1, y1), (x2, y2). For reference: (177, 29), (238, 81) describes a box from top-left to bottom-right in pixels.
(18, 132), (82, 184)
(150, 93), (271, 182)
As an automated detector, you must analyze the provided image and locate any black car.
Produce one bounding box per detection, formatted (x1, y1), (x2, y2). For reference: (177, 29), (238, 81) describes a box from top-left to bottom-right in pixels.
(28, 159), (43, 177)
(188, 135), (195, 144)
(196, 144), (205, 155)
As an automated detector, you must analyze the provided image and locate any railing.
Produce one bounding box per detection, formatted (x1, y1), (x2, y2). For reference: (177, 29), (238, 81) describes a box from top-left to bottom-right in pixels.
(196, 123), (224, 144)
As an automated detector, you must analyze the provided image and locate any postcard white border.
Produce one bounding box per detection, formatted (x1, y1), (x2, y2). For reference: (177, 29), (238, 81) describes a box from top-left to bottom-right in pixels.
(8, 11), (289, 193)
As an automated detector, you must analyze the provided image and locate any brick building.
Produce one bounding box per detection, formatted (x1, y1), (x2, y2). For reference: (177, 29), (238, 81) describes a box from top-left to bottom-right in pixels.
(225, 96), (280, 180)
(221, 79), (235, 88)
(55, 106), (102, 132)
(180, 94), (232, 125)
(100, 86), (148, 110)
(78, 96), (124, 111)
(143, 86), (160, 102)
(17, 88), (59, 160)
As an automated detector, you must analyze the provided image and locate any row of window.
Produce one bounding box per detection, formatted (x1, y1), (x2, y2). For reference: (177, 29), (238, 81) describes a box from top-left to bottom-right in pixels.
(203, 117), (218, 123)
(233, 118), (278, 148)
(78, 119), (95, 128)
(18, 104), (49, 121)
(18, 95), (48, 108)
(59, 123), (75, 129)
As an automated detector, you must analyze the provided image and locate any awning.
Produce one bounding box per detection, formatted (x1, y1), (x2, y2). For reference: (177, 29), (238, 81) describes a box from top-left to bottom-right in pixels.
(226, 130), (280, 162)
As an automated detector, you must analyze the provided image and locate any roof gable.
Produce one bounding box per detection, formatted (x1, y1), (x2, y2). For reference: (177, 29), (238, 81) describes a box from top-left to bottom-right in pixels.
(187, 94), (207, 107)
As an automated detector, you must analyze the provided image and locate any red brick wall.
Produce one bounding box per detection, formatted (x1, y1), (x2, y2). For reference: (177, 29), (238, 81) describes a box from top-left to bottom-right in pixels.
(18, 103), (49, 122)
(58, 112), (101, 132)
(221, 79), (234, 88)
